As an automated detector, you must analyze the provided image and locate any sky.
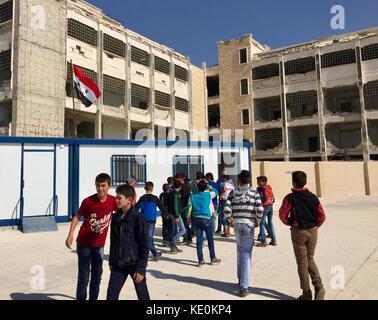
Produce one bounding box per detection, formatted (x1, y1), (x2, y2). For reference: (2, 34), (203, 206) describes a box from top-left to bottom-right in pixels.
(87, 0), (378, 67)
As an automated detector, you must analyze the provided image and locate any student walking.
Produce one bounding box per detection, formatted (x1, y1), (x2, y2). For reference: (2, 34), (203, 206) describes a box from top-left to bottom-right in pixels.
(279, 171), (326, 300)
(159, 183), (172, 247)
(65, 173), (117, 300)
(107, 184), (150, 300)
(224, 170), (264, 297)
(136, 182), (168, 261)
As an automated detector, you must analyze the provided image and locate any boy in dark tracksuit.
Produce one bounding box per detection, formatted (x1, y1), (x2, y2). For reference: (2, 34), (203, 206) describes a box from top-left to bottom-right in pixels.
(159, 183), (172, 247)
(107, 184), (150, 300)
(279, 171), (326, 300)
(136, 182), (167, 261)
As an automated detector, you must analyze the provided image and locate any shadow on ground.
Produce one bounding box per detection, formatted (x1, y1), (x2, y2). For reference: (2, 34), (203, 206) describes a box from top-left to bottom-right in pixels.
(10, 293), (75, 300)
(148, 269), (295, 300)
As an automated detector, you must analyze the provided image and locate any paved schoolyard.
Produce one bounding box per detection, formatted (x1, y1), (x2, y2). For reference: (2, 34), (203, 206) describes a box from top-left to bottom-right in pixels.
(0, 196), (377, 300)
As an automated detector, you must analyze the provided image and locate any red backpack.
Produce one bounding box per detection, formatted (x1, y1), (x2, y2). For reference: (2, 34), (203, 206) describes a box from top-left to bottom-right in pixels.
(263, 185), (275, 207)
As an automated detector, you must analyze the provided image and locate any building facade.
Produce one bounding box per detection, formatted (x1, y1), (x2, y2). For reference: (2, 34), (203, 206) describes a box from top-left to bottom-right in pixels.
(207, 29), (378, 161)
(0, 0), (207, 140)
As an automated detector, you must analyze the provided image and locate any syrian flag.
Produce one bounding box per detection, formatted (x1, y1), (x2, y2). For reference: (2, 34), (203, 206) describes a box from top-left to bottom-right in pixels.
(73, 65), (101, 107)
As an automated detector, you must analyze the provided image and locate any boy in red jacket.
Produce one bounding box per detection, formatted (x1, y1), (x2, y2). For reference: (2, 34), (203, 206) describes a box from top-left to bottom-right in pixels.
(279, 171), (326, 300)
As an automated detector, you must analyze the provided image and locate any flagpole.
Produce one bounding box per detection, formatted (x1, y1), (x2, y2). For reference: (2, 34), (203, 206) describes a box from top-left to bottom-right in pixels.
(70, 59), (77, 138)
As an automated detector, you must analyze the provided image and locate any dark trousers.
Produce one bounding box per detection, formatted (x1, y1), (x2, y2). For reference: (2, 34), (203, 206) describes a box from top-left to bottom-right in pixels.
(291, 227), (323, 292)
(76, 245), (104, 300)
(181, 209), (192, 242)
(162, 216), (171, 241)
(107, 265), (150, 300)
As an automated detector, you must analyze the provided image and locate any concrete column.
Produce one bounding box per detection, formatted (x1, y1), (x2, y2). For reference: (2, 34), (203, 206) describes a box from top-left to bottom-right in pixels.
(356, 43), (370, 162)
(279, 57), (290, 161)
(149, 45), (155, 140)
(168, 55), (176, 140)
(124, 34), (131, 139)
(315, 50), (328, 161)
(95, 27), (103, 139)
(187, 57), (193, 141)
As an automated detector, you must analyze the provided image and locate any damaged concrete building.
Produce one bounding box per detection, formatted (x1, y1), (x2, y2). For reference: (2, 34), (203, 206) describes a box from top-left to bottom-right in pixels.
(207, 28), (378, 161)
(0, 0), (207, 139)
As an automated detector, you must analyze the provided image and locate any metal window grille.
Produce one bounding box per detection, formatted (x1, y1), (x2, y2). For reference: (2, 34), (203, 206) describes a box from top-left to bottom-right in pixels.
(362, 43), (378, 61)
(242, 109), (250, 125)
(285, 56), (315, 75)
(67, 62), (97, 83)
(131, 46), (150, 66)
(321, 49), (356, 68)
(240, 78), (249, 95)
(111, 155), (146, 186)
(68, 19), (97, 47)
(103, 34), (125, 57)
(252, 63), (279, 80)
(155, 56), (170, 75)
(364, 80), (378, 97)
(103, 74), (125, 95)
(240, 48), (247, 64)
(155, 90), (170, 108)
(175, 96), (189, 112)
(0, 49), (11, 72)
(208, 104), (220, 127)
(286, 90), (317, 106)
(256, 129), (283, 150)
(131, 83), (149, 109)
(0, 1), (12, 23)
(172, 155), (204, 180)
(175, 65), (188, 82)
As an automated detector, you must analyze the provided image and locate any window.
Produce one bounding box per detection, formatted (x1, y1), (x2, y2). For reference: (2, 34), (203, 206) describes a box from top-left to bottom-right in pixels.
(103, 34), (125, 57)
(155, 56), (170, 75)
(111, 155), (146, 186)
(172, 156), (204, 180)
(0, 1), (12, 23)
(208, 104), (220, 127)
(155, 90), (170, 108)
(175, 65), (188, 82)
(242, 109), (250, 125)
(0, 49), (11, 72)
(175, 96), (189, 112)
(68, 19), (97, 47)
(321, 49), (356, 68)
(285, 57), (315, 75)
(252, 63), (279, 80)
(362, 43), (378, 61)
(240, 78), (249, 95)
(131, 83), (149, 109)
(131, 46), (150, 67)
(239, 48), (248, 64)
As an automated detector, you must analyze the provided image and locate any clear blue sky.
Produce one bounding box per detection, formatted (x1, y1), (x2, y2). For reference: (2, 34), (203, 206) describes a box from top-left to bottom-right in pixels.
(87, 0), (378, 67)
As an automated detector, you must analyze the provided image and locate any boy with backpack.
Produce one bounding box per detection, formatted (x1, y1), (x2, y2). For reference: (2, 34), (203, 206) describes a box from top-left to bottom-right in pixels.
(256, 176), (277, 247)
(279, 171), (326, 300)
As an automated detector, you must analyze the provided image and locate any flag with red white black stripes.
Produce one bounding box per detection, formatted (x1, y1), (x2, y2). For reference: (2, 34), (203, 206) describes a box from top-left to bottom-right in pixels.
(73, 65), (102, 107)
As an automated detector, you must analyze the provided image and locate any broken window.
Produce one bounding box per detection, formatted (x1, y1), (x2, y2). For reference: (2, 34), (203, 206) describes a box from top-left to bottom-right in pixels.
(255, 128), (282, 151)
(155, 56), (170, 75)
(242, 109), (250, 125)
(68, 19), (97, 47)
(362, 43), (378, 61)
(103, 75), (125, 108)
(208, 104), (220, 128)
(321, 49), (356, 68)
(240, 78), (249, 95)
(252, 63), (279, 80)
(364, 80), (378, 111)
(131, 83), (149, 109)
(0, 1), (12, 23)
(285, 56), (315, 75)
(254, 96), (281, 122)
(155, 90), (170, 108)
(286, 90), (317, 119)
(103, 34), (125, 57)
(326, 122), (361, 150)
(289, 126), (319, 152)
(324, 86), (360, 113)
(207, 75), (219, 97)
(175, 65), (188, 82)
(131, 46), (150, 67)
(175, 96), (189, 112)
(239, 48), (248, 64)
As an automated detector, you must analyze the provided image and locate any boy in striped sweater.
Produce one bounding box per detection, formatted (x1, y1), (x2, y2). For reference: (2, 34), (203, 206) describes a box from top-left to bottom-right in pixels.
(224, 170), (264, 297)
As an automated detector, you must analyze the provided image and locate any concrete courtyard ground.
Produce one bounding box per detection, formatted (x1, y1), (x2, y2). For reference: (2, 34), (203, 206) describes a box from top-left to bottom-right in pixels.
(0, 196), (377, 300)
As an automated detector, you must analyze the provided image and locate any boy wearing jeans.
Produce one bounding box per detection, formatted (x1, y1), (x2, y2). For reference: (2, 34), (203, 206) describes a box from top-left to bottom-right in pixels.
(279, 171), (326, 300)
(224, 170), (263, 297)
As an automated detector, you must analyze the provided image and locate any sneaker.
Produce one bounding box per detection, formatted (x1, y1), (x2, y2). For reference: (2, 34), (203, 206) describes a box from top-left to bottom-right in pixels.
(210, 258), (221, 265)
(174, 244), (183, 253)
(238, 288), (250, 298)
(198, 260), (206, 267)
(269, 240), (277, 246)
(315, 287), (326, 300)
(169, 244), (178, 254)
(215, 230), (222, 235)
(162, 240), (169, 247)
(256, 241), (268, 247)
(297, 290), (312, 300)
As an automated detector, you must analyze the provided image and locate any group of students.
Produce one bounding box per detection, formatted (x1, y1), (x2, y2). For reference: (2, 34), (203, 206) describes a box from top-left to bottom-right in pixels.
(65, 168), (327, 300)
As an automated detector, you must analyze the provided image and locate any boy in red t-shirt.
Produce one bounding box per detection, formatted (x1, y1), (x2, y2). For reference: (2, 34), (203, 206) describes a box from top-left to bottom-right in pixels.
(65, 173), (117, 300)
